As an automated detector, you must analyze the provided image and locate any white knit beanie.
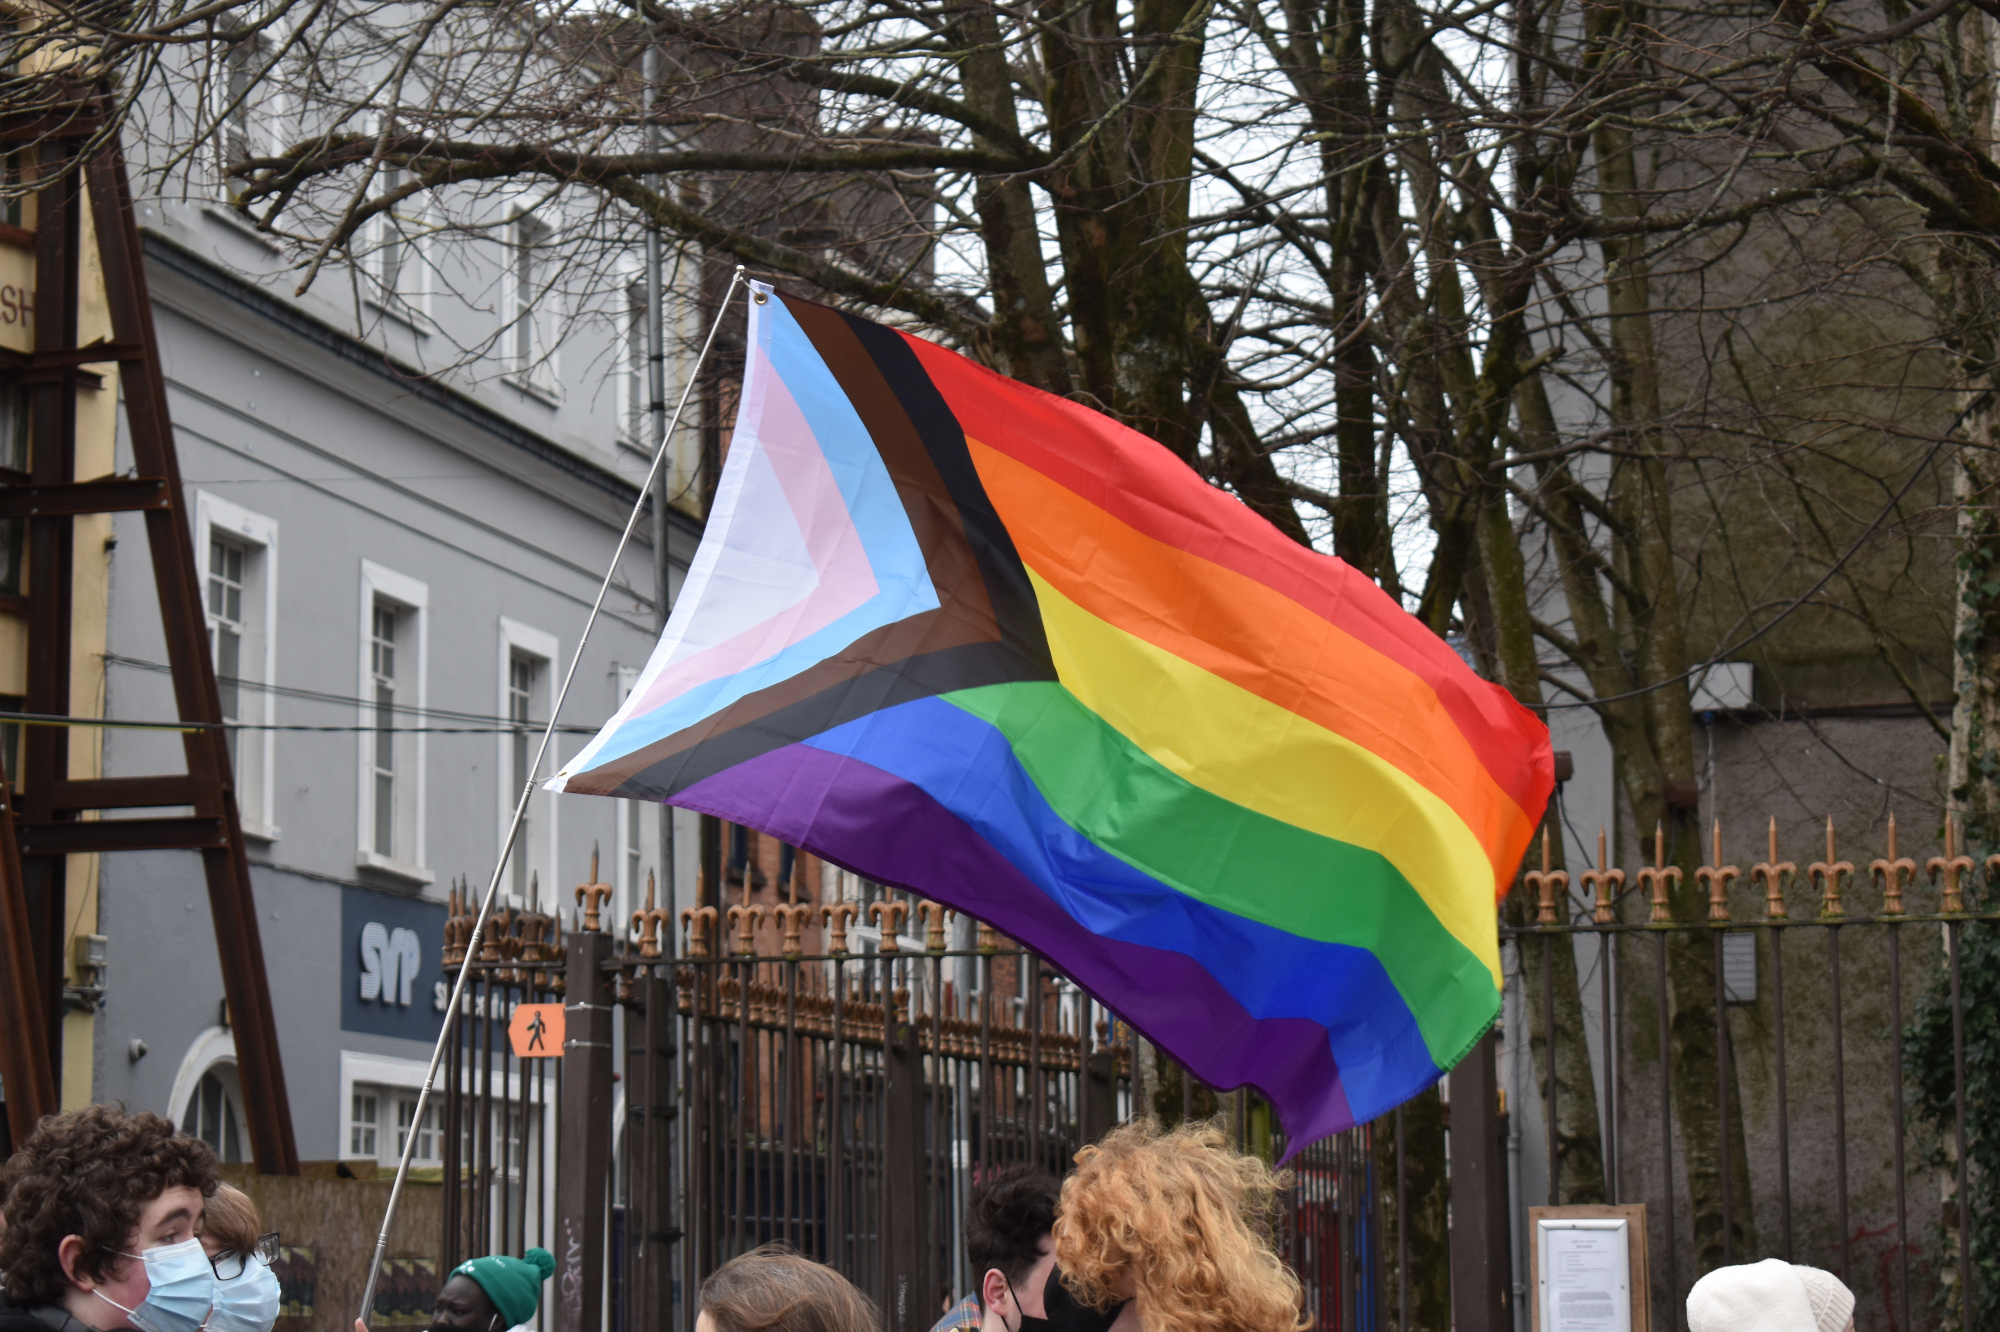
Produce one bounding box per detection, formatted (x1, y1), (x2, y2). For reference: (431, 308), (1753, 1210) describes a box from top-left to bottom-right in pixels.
(1686, 1259), (1853, 1332)
(1795, 1266), (1856, 1332)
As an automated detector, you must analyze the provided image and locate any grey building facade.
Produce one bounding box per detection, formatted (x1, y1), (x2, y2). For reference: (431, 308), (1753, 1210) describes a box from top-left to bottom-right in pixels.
(83, 183), (702, 1168)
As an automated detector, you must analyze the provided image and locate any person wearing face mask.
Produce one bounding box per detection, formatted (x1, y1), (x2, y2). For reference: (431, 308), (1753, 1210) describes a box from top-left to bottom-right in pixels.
(196, 1186), (279, 1332)
(0, 1105), (220, 1332)
(934, 1166), (1136, 1332)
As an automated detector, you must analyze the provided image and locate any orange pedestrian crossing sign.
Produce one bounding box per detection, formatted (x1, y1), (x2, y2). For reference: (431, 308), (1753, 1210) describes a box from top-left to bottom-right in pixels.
(509, 1003), (565, 1058)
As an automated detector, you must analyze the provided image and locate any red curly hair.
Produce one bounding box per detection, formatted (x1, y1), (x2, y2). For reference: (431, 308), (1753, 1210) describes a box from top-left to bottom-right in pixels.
(0, 1104), (219, 1306)
(1054, 1120), (1305, 1332)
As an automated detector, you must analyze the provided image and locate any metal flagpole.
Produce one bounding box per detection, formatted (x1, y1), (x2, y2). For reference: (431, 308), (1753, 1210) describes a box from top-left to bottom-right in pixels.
(642, 38), (677, 939)
(355, 265), (747, 1328)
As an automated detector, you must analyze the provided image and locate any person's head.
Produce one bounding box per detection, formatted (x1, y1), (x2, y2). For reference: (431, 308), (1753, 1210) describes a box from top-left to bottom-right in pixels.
(199, 1187), (280, 1332)
(432, 1276), (500, 1332)
(197, 1187), (258, 1263)
(1054, 1120), (1304, 1332)
(966, 1167), (1058, 1332)
(695, 1244), (877, 1332)
(0, 1104), (219, 1328)
(1686, 1260), (1855, 1332)
(436, 1250), (555, 1332)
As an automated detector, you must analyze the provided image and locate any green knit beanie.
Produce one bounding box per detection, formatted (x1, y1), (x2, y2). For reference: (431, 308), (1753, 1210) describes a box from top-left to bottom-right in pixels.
(452, 1249), (555, 1328)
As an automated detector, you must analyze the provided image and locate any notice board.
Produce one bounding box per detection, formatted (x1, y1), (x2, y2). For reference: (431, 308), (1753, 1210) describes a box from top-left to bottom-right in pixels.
(1529, 1204), (1650, 1332)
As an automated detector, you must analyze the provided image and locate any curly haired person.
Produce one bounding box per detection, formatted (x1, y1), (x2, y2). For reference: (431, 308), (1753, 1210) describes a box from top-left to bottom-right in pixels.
(0, 1104), (220, 1332)
(1054, 1120), (1306, 1332)
(939, 1166), (1134, 1332)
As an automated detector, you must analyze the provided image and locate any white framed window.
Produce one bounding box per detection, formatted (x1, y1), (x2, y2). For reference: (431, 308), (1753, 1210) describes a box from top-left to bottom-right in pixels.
(497, 619), (557, 907)
(342, 1051), (551, 1251)
(617, 279), (647, 449)
(211, 33), (265, 199)
(395, 1092), (438, 1161)
(167, 1027), (247, 1164)
(367, 165), (431, 327)
(357, 562), (430, 884)
(182, 1067), (246, 1163)
(341, 1081), (438, 1167)
(507, 213), (558, 397)
(350, 1090), (379, 1157)
(197, 494), (279, 839)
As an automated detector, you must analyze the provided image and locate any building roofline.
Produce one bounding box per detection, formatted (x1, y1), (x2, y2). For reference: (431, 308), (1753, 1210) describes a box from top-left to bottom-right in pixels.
(139, 228), (706, 546)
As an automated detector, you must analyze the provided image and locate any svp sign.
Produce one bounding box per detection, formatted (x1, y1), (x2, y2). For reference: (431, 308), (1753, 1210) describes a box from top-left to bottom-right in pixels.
(341, 886), (447, 1041)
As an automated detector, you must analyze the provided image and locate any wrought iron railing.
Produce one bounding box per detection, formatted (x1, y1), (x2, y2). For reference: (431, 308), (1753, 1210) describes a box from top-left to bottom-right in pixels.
(1503, 815), (1993, 1332)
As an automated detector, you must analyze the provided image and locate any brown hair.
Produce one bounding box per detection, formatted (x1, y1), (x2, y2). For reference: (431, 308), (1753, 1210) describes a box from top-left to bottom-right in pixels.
(200, 1184), (261, 1258)
(1054, 1120), (1305, 1332)
(965, 1167), (1059, 1298)
(699, 1245), (878, 1332)
(0, 1104), (220, 1307)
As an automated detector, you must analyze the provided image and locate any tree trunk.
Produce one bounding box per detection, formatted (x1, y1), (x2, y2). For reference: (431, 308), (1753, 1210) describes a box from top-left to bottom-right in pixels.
(1479, 494), (1608, 1203)
(951, 2), (1071, 395)
(1591, 89), (1759, 1265)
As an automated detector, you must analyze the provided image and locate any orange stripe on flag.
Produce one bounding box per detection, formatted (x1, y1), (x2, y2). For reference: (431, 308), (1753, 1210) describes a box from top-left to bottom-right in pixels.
(969, 437), (1538, 877)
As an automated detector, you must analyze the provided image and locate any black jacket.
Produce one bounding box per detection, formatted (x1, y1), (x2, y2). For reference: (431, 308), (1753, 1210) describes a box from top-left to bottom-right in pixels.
(0, 1291), (100, 1332)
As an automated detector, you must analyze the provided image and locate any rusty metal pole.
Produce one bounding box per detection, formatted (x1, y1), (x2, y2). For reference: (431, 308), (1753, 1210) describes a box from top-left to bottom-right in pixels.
(883, 992), (930, 1332)
(1448, 1030), (1508, 1332)
(558, 918), (615, 1332)
(83, 145), (299, 1171)
(0, 782), (54, 1140)
(640, 971), (679, 1332)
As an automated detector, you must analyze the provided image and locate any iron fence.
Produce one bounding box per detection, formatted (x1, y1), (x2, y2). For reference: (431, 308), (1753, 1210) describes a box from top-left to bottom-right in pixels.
(434, 869), (1393, 1332)
(1505, 816), (1992, 1332)
(436, 881), (565, 1271)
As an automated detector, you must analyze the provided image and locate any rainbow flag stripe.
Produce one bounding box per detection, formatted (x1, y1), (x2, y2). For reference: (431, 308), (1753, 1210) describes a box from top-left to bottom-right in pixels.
(552, 284), (1554, 1145)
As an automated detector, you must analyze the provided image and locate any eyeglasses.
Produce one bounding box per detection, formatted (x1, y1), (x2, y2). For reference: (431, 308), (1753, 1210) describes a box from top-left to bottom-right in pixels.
(210, 1234), (281, 1281)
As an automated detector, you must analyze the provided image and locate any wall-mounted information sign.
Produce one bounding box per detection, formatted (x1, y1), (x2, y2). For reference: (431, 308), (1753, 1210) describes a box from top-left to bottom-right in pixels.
(1530, 1204), (1650, 1332)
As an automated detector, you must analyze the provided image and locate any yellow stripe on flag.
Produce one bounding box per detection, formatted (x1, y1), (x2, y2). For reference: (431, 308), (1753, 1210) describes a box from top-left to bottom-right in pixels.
(1031, 570), (1503, 986)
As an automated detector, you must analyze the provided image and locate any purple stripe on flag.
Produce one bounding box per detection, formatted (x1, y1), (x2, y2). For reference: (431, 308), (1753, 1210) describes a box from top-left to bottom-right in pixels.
(673, 740), (1357, 1151)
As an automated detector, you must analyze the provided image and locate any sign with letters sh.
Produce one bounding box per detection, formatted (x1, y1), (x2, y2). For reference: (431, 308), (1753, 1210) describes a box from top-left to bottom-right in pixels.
(341, 886), (446, 1040)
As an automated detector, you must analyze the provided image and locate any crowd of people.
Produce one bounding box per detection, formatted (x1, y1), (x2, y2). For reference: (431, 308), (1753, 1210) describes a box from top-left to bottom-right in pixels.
(0, 1104), (1863, 1332)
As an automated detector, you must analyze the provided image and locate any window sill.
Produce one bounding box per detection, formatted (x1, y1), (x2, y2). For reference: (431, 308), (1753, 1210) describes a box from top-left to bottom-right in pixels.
(355, 849), (435, 886)
(363, 296), (435, 337)
(202, 204), (282, 255)
(504, 374), (561, 407)
(241, 820), (282, 844)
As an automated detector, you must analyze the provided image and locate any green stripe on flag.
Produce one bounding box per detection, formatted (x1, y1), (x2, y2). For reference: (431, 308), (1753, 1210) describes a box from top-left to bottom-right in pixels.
(945, 680), (1498, 1065)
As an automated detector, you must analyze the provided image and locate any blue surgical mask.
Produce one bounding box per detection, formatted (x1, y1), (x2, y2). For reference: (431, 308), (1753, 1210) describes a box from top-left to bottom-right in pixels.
(205, 1257), (280, 1332)
(98, 1238), (217, 1332)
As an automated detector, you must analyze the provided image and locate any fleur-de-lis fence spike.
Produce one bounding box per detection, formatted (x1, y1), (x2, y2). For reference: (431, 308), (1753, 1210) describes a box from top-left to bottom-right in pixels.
(1523, 829), (1568, 926)
(1808, 816), (1854, 918)
(918, 900), (953, 952)
(822, 901), (859, 955)
(727, 901), (767, 957)
(680, 904), (717, 958)
(1579, 825), (1624, 924)
(1638, 822), (1683, 923)
(775, 901), (813, 958)
(870, 900), (910, 952)
(574, 846), (613, 932)
(1869, 812), (1917, 916)
(631, 870), (670, 959)
(1931, 813), (1975, 914)
(1750, 816), (1795, 920)
(1697, 819), (1741, 923)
